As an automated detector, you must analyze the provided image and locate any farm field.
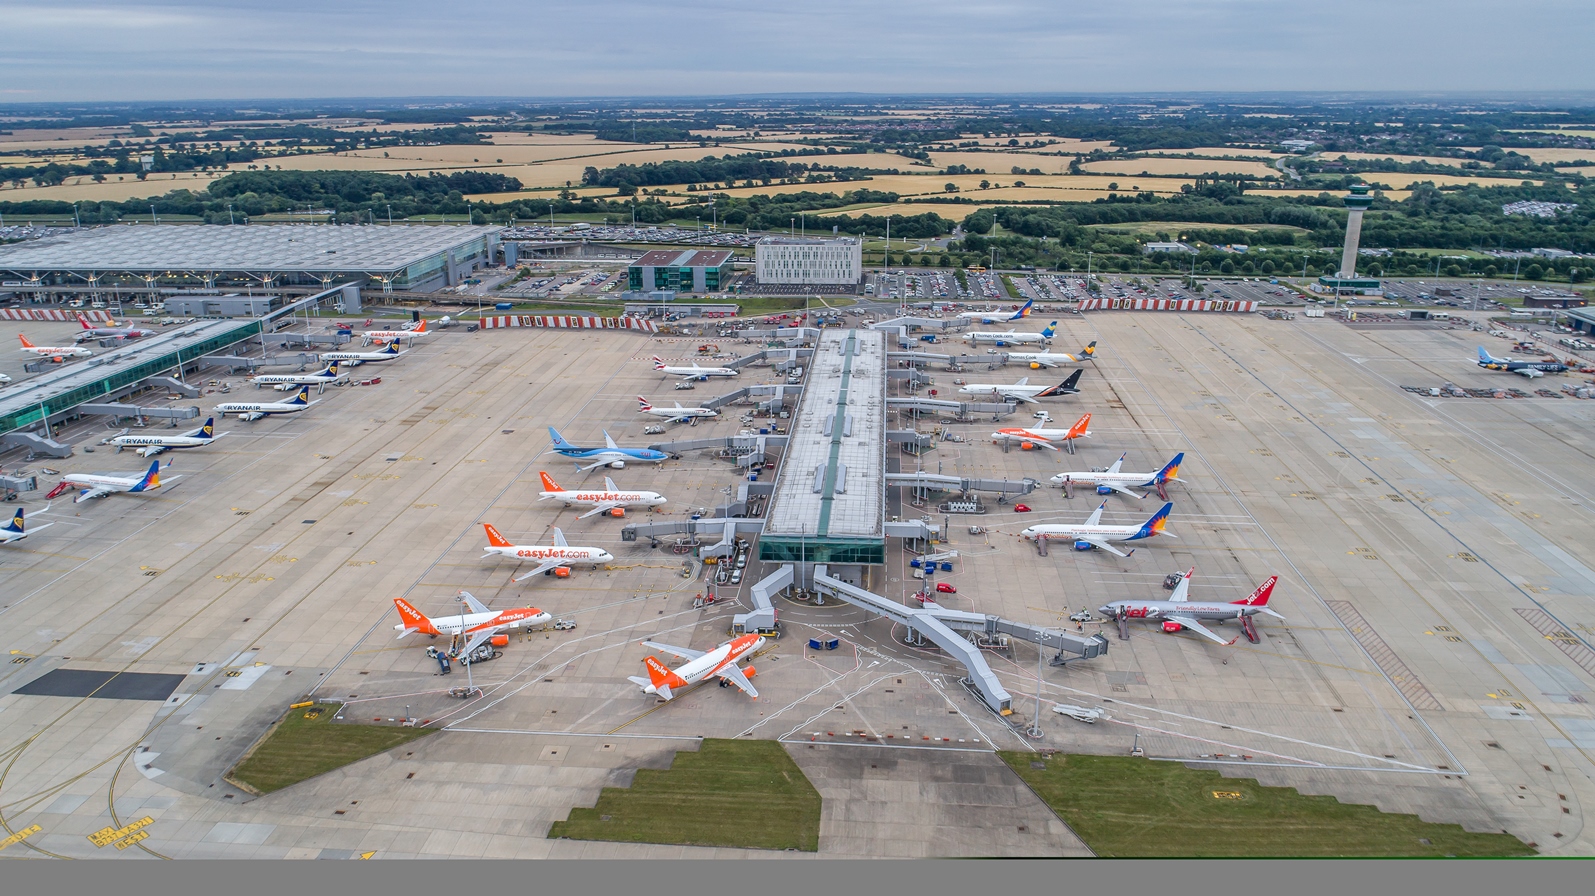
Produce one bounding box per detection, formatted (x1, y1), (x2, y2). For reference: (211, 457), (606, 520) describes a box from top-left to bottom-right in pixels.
(1079, 157), (1278, 177)
(1138, 146), (1280, 159)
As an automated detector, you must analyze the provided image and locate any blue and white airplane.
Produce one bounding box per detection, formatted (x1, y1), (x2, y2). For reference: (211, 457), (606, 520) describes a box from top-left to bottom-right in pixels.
(0, 505), (52, 545)
(954, 298), (1033, 324)
(1475, 346), (1567, 378)
(964, 321), (1057, 346)
(548, 427), (670, 471)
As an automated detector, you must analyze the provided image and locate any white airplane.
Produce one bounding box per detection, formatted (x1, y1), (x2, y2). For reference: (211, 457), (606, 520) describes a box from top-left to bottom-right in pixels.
(1100, 570), (1284, 645)
(111, 416), (228, 457)
(953, 298), (1033, 323)
(991, 411), (1092, 451)
(0, 504), (52, 544)
(1050, 452), (1184, 499)
(548, 426), (670, 471)
(957, 369), (1081, 404)
(1006, 341), (1097, 369)
(636, 395), (718, 425)
(627, 633), (764, 701)
(652, 356), (738, 380)
(482, 522), (615, 582)
(214, 385), (319, 421)
(74, 312), (156, 342)
(320, 341), (403, 367)
(539, 471), (666, 519)
(44, 460), (178, 503)
(18, 334), (92, 361)
(363, 318), (429, 345)
(251, 361), (348, 390)
(1019, 501), (1175, 557)
(392, 592), (551, 660)
(963, 321), (1056, 346)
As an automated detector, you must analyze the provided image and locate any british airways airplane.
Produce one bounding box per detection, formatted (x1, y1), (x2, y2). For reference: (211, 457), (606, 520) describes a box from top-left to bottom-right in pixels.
(548, 427), (670, 471)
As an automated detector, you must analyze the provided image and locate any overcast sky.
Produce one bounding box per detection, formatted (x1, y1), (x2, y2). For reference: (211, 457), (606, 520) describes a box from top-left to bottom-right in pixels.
(2, 1), (1592, 103)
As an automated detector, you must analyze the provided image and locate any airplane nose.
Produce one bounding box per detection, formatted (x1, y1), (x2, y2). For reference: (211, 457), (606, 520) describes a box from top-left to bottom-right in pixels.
(1098, 605), (1113, 616)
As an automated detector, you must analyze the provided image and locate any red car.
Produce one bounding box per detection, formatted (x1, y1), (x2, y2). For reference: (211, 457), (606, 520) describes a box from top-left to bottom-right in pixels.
(1013, 503), (1032, 513)
(935, 582), (957, 594)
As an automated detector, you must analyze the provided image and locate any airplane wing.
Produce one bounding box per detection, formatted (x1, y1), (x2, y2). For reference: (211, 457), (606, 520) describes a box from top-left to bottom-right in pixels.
(1165, 615), (1236, 645)
(1015, 377), (1029, 386)
(664, 413), (694, 424)
(513, 559), (566, 582)
(74, 487), (114, 502)
(604, 476), (620, 492)
(1032, 358), (1059, 368)
(1169, 568), (1196, 602)
(458, 629), (495, 659)
(577, 502), (620, 520)
(1021, 435), (1058, 450)
(459, 591), (490, 614)
(552, 527), (568, 548)
(1515, 368), (1543, 378)
(603, 431), (620, 450)
(577, 457), (614, 472)
(1079, 537), (1129, 557)
(1103, 483), (1146, 499)
(641, 640), (707, 661)
(1105, 453), (1126, 475)
(1010, 393), (1040, 404)
(715, 663), (759, 698)
(1084, 501), (1107, 526)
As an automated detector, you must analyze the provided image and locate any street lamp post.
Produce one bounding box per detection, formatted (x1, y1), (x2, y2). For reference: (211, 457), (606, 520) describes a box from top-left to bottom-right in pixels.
(150, 204), (158, 225)
(386, 203), (392, 225)
(227, 203), (234, 225)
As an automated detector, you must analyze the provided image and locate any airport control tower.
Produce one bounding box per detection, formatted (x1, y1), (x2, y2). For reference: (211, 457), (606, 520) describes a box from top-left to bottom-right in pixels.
(1317, 184), (1381, 295)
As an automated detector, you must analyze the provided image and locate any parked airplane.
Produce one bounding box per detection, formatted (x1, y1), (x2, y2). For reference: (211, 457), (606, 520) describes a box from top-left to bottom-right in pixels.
(1019, 501), (1175, 557)
(363, 318), (428, 345)
(538, 471), (666, 519)
(320, 342), (403, 367)
(957, 369), (1082, 404)
(250, 361), (348, 390)
(548, 426), (669, 470)
(637, 395), (718, 425)
(1476, 346), (1567, 378)
(45, 460), (177, 503)
(111, 417), (228, 457)
(963, 321), (1057, 346)
(1005, 341), (1097, 369)
(953, 298), (1032, 323)
(0, 505), (52, 544)
(392, 591), (551, 660)
(18, 334), (92, 361)
(1050, 452), (1184, 498)
(214, 385), (319, 421)
(1099, 570), (1283, 645)
(482, 522), (614, 582)
(652, 356), (738, 380)
(627, 633), (764, 700)
(991, 411), (1092, 451)
(74, 313), (156, 342)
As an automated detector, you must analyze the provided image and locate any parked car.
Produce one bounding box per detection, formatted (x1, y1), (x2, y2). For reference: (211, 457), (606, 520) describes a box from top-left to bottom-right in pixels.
(935, 582), (957, 594)
(1013, 503), (1032, 513)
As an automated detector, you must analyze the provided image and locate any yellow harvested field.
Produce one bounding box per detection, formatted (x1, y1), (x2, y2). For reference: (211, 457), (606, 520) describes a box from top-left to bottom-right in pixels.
(1511, 147), (1595, 164)
(0, 171), (227, 203)
(1329, 151), (1471, 167)
(929, 151), (1077, 175)
(1080, 158), (1277, 178)
(1364, 172), (1541, 189)
(463, 187), (617, 203)
(1505, 129), (1595, 140)
(828, 202), (992, 219)
(1270, 188), (1411, 201)
(0, 127), (132, 150)
(951, 137), (1115, 153)
(1138, 146), (1278, 159)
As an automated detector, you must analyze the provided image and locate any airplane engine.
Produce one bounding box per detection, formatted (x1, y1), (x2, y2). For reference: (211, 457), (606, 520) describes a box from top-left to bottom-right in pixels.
(1162, 621), (1183, 633)
(1073, 540), (1095, 551)
(1096, 485), (1114, 495)
(610, 508), (626, 518)
(553, 567), (571, 578)
(742, 665), (756, 679)
(490, 634), (509, 648)
(1020, 441), (1035, 451)
(274, 384), (295, 391)
(610, 461), (625, 469)
(137, 447), (163, 458)
(1030, 362), (1042, 369)
(239, 412), (266, 421)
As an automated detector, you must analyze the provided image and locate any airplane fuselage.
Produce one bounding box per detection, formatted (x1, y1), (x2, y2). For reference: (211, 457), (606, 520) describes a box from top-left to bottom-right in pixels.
(965, 331), (1047, 345)
(1006, 352), (1090, 368)
(398, 607), (550, 639)
(659, 365), (736, 378)
(544, 489), (666, 509)
(554, 448), (667, 466)
(1099, 600), (1265, 621)
(639, 635), (763, 695)
(111, 434), (214, 455)
(486, 544), (613, 564)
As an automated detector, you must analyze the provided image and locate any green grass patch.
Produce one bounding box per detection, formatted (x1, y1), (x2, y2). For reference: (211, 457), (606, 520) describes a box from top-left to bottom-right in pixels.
(1000, 274), (1022, 299)
(1001, 753), (1533, 857)
(227, 704), (433, 795)
(548, 739), (821, 851)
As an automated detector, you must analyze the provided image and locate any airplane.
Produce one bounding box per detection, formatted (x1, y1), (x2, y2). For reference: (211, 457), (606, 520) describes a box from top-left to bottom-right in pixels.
(1050, 452), (1184, 499)
(110, 416), (228, 457)
(548, 426), (669, 471)
(538, 471), (666, 519)
(637, 395), (718, 425)
(1019, 500), (1175, 557)
(991, 411), (1092, 451)
(652, 356), (738, 380)
(0, 505), (52, 544)
(392, 591), (551, 661)
(250, 361), (348, 390)
(44, 460), (178, 503)
(214, 385), (319, 421)
(18, 334), (92, 361)
(482, 522), (614, 582)
(1099, 570), (1283, 645)
(1005, 341), (1097, 369)
(627, 633), (765, 701)
(320, 341), (404, 367)
(1475, 346), (1567, 378)
(963, 321), (1057, 346)
(957, 369), (1082, 404)
(74, 312), (156, 342)
(362, 318), (428, 345)
(953, 298), (1032, 323)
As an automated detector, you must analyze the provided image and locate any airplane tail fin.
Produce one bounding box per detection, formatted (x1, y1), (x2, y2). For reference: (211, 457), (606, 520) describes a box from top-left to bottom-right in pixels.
(131, 460), (162, 492)
(1477, 346), (1494, 363)
(1041, 321), (1058, 339)
(1042, 369), (1083, 396)
(539, 471), (564, 493)
(413, 319), (427, 334)
(325, 361), (340, 377)
(1014, 299), (1033, 319)
(636, 395), (652, 411)
(652, 356), (667, 369)
(77, 312), (93, 330)
(2, 507), (23, 534)
(383, 341), (401, 354)
(643, 655), (688, 697)
(483, 523), (512, 548)
(1156, 452), (1184, 483)
(392, 597), (431, 635)
(286, 386), (310, 405)
(547, 426), (575, 450)
(198, 417), (215, 439)
(1235, 575), (1278, 607)
(1081, 340), (1097, 358)
(18, 334), (35, 349)
(1066, 413), (1091, 440)
(1136, 502), (1174, 539)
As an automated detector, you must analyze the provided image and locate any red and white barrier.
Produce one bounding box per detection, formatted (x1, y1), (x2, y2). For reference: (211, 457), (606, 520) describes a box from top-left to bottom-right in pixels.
(1078, 298), (1256, 313)
(0, 308), (115, 322)
(478, 314), (658, 333)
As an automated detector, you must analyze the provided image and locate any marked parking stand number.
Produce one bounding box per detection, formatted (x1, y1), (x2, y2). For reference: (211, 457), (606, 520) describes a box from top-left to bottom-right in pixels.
(88, 816), (154, 849)
(1211, 791), (1244, 800)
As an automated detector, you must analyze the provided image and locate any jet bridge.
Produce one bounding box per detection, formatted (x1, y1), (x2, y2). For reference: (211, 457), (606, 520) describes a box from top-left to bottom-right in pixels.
(886, 397), (1020, 419)
(886, 471), (1040, 500)
(888, 351), (1009, 369)
(733, 564), (791, 634)
(79, 403), (202, 423)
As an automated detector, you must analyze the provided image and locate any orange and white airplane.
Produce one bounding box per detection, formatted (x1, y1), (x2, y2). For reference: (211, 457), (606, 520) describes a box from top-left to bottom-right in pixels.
(627, 633), (765, 700)
(362, 318), (428, 345)
(392, 591), (551, 659)
(538, 471), (666, 519)
(991, 411), (1092, 451)
(18, 334), (92, 361)
(482, 522), (614, 582)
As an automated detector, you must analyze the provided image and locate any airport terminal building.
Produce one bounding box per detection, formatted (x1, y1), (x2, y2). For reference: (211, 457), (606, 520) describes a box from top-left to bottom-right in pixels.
(626, 249), (734, 294)
(755, 237), (862, 286)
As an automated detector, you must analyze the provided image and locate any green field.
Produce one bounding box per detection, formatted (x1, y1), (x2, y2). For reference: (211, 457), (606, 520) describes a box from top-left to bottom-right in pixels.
(548, 739), (821, 851)
(1001, 753), (1534, 857)
(227, 704), (433, 795)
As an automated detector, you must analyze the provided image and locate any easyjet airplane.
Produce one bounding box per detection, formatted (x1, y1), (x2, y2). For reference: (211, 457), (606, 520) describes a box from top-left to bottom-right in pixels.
(991, 411), (1092, 451)
(363, 318), (428, 345)
(627, 633), (765, 701)
(481, 522), (614, 582)
(392, 591), (551, 660)
(537, 471), (666, 519)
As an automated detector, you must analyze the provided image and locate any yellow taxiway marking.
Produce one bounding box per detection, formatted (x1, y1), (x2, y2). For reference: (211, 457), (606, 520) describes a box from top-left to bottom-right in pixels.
(0, 824), (42, 851)
(88, 815), (153, 848)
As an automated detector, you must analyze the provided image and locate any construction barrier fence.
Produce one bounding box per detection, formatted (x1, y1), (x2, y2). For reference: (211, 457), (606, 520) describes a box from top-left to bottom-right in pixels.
(1078, 298), (1257, 313)
(1, 308), (116, 322)
(478, 314), (658, 333)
